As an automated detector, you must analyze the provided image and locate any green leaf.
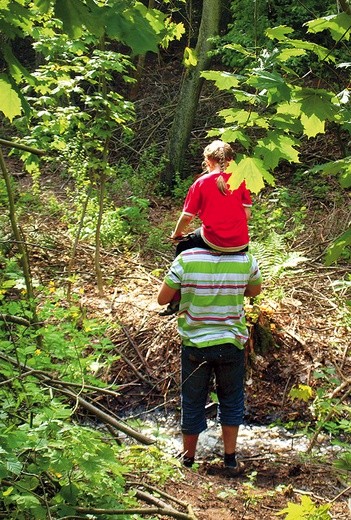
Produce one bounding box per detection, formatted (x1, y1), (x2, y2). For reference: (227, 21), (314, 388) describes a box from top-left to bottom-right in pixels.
(339, 164), (351, 188)
(105, 2), (165, 55)
(219, 108), (269, 129)
(221, 129), (251, 149)
(183, 47), (197, 67)
(312, 158), (351, 188)
(306, 13), (351, 42)
(7, 459), (23, 475)
(33, 0), (51, 12)
(289, 384), (314, 402)
(295, 88), (337, 138)
(255, 133), (300, 170)
(2, 43), (35, 85)
(2, 486), (13, 497)
(246, 70), (291, 104)
(266, 25), (295, 41)
(201, 70), (241, 90)
(0, 76), (22, 121)
(287, 38), (333, 62)
(224, 42), (255, 56)
(325, 228), (351, 266)
(59, 483), (79, 505)
(302, 113), (326, 137)
(227, 156), (274, 194)
(277, 495), (331, 518)
(54, 0), (103, 39)
(276, 47), (306, 62)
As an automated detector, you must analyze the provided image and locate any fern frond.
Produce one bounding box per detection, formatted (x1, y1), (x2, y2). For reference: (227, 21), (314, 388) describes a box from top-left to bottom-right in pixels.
(251, 232), (308, 280)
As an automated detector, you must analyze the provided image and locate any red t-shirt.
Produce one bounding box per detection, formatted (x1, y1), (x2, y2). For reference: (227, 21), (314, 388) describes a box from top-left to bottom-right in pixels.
(183, 171), (252, 251)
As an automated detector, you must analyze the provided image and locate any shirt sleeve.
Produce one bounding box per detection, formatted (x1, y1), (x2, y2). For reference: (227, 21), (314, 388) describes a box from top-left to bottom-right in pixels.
(164, 256), (184, 289)
(249, 256), (262, 285)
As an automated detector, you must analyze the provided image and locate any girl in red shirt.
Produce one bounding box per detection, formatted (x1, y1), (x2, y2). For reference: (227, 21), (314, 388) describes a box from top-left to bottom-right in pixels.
(160, 140), (252, 315)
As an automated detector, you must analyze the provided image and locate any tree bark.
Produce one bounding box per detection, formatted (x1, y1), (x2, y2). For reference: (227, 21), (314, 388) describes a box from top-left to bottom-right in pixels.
(162, 0), (221, 190)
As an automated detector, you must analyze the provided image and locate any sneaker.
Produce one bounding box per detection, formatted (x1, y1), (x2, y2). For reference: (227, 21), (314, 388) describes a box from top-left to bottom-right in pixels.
(176, 453), (195, 468)
(223, 460), (245, 477)
(159, 301), (180, 316)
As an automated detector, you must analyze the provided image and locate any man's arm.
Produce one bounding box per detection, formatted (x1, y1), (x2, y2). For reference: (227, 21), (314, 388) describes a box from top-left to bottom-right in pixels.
(157, 281), (178, 305)
(244, 283), (261, 298)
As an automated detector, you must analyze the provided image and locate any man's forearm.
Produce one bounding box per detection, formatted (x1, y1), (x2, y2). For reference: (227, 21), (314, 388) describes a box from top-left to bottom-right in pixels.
(244, 283), (261, 297)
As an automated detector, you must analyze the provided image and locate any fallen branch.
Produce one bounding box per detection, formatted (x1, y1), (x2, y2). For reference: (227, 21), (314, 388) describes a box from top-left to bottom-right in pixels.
(307, 385), (351, 452)
(331, 485), (351, 503)
(120, 323), (154, 378)
(0, 137), (45, 156)
(73, 506), (197, 519)
(0, 313), (32, 327)
(128, 480), (197, 520)
(0, 352), (155, 445)
(51, 385), (155, 445)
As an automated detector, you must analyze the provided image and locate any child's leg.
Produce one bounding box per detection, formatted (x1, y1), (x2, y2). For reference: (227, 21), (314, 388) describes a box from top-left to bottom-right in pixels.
(160, 231), (205, 316)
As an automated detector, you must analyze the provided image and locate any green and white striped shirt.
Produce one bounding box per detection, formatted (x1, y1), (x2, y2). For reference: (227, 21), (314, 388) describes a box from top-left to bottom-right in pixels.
(164, 248), (262, 349)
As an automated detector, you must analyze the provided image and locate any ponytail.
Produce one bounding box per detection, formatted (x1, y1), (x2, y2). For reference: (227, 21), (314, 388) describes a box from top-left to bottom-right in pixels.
(216, 175), (228, 195)
(202, 140), (233, 195)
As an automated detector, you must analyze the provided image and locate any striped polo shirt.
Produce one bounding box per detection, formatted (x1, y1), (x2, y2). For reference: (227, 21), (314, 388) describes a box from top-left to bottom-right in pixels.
(164, 248), (262, 349)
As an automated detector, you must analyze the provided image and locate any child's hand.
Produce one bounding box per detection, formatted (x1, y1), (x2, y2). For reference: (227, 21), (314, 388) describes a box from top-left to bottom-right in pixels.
(170, 234), (184, 242)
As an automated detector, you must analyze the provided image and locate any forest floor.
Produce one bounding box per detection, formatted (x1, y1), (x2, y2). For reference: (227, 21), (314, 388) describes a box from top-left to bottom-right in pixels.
(19, 169), (351, 520)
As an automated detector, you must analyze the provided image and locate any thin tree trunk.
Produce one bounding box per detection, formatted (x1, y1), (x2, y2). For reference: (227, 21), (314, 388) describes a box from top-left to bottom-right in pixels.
(162, 0), (221, 189)
(66, 184), (92, 301)
(0, 147), (42, 347)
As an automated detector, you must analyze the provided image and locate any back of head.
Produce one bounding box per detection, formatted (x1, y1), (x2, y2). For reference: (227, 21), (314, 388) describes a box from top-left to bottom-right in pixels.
(203, 140), (234, 169)
(203, 140), (234, 195)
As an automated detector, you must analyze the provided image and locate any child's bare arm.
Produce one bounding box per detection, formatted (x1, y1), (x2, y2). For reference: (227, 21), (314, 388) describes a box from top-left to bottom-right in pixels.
(171, 213), (193, 239)
(244, 207), (252, 221)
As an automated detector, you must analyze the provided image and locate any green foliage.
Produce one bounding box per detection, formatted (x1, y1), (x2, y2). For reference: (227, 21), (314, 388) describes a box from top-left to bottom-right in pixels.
(325, 229), (351, 266)
(172, 171), (194, 201)
(203, 11), (351, 261)
(0, 275), (180, 518)
(250, 232), (308, 283)
(65, 194), (150, 248)
(333, 451), (351, 473)
(276, 495), (331, 519)
(109, 146), (168, 199)
(217, 1), (337, 69)
(309, 368), (351, 441)
(144, 226), (174, 260)
(0, 0), (183, 121)
(0, 415), (137, 518)
(289, 384), (314, 403)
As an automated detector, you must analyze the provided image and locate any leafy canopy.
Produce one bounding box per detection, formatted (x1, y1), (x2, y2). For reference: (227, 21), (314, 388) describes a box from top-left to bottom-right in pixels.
(203, 11), (351, 262)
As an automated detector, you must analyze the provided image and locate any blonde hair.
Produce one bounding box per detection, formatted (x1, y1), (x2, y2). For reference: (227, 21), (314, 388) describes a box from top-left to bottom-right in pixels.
(202, 140), (234, 195)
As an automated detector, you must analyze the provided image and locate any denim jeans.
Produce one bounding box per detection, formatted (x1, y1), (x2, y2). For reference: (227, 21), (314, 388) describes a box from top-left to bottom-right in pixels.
(181, 343), (245, 435)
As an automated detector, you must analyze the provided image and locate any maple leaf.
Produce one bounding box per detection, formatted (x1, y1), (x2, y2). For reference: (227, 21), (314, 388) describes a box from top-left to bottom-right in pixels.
(183, 47), (197, 67)
(0, 76), (22, 121)
(300, 112), (325, 138)
(226, 156), (274, 194)
(306, 13), (351, 42)
(201, 70), (241, 90)
(246, 70), (291, 104)
(256, 133), (300, 169)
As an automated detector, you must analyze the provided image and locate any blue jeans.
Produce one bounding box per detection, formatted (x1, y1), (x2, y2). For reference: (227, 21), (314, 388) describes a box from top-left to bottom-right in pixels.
(181, 344), (245, 435)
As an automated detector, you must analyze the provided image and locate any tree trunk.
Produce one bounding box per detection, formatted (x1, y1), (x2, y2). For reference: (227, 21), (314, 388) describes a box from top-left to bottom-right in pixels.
(162, 0), (221, 190)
